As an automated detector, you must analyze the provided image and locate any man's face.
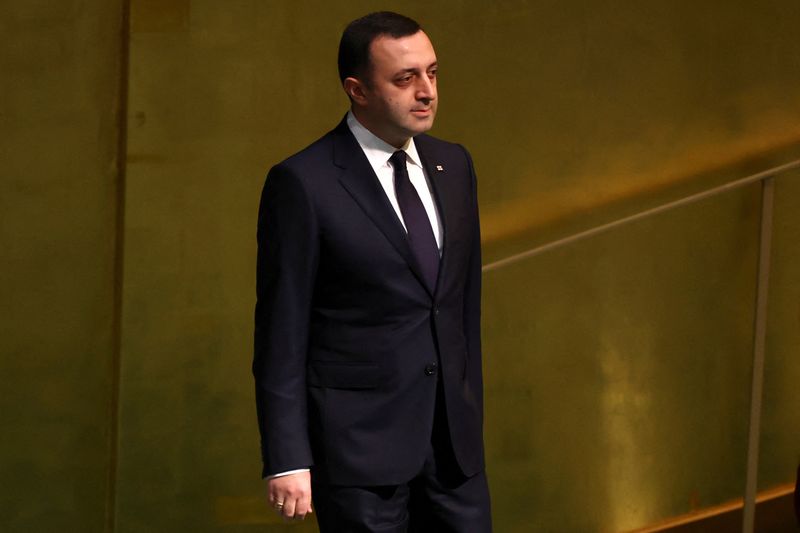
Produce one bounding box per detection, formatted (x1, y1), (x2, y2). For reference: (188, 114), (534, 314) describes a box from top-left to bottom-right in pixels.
(352, 31), (438, 147)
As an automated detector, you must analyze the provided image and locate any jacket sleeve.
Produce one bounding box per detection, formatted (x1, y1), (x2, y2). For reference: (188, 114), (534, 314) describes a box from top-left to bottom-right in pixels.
(461, 145), (484, 419)
(253, 163), (319, 478)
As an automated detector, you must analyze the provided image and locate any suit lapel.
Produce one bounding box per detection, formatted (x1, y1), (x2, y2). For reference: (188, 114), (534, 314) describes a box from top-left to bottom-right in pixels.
(415, 139), (452, 297)
(333, 119), (435, 297)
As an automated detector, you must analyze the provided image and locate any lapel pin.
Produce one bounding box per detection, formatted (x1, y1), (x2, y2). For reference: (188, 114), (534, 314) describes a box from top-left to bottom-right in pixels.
(436, 165), (444, 171)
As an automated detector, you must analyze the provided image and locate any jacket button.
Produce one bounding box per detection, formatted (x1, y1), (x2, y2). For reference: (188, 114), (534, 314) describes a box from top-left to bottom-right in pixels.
(424, 363), (438, 376)
(433, 307), (440, 316)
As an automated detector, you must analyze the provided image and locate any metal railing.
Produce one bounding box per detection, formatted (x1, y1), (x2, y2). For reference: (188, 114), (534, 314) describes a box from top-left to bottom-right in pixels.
(481, 158), (800, 533)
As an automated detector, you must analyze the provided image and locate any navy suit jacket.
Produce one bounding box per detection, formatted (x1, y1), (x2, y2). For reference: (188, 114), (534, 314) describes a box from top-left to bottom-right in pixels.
(254, 116), (484, 486)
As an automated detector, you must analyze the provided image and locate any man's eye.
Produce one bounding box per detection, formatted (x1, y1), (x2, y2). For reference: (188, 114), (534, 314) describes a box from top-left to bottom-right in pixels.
(428, 70), (437, 79)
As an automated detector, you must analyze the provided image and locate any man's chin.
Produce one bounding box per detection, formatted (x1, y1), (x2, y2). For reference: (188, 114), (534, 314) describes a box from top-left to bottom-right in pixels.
(408, 117), (435, 136)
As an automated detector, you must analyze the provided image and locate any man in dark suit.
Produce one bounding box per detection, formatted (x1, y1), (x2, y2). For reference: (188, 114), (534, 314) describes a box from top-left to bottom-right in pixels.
(254, 11), (491, 531)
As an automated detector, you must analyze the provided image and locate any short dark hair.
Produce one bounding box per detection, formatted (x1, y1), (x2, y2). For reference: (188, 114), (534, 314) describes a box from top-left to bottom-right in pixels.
(337, 11), (422, 84)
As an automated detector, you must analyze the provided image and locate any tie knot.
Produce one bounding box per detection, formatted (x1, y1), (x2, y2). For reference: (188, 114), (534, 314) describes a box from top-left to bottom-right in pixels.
(389, 150), (407, 170)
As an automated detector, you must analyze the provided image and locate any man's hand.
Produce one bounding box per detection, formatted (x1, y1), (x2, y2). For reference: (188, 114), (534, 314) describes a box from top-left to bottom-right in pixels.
(268, 471), (313, 521)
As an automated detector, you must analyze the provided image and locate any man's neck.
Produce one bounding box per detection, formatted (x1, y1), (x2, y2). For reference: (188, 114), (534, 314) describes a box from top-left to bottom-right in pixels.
(350, 107), (409, 149)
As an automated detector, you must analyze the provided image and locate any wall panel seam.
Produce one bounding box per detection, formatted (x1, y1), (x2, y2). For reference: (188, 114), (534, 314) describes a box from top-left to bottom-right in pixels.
(105, 1), (131, 532)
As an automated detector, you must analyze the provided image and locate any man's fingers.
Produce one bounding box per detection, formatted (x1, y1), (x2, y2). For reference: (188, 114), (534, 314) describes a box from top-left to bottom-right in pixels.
(268, 488), (286, 515)
(268, 489), (282, 512)
(294, 492), (312, 520)
(281, 497), (297, 520)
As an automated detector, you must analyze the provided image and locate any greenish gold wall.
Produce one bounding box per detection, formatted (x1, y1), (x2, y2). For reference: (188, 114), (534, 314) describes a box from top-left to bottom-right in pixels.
(0, 1), (124, 531)
(483, 185), (760, 531)
(2, 0), (799, 531)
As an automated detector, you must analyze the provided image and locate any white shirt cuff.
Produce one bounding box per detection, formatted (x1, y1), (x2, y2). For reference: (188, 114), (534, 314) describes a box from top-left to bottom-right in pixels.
(265, 468), (310, 480)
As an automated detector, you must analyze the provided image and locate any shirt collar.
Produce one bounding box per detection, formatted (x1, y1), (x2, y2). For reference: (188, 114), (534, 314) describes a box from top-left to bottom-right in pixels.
(346, 111), (423, 170)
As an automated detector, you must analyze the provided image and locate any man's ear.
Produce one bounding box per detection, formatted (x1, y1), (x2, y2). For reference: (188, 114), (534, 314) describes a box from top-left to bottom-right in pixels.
(343, 77), (368, 105)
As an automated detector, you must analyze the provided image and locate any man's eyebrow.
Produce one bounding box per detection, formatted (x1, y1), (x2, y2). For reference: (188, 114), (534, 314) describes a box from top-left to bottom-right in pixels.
(394, 63), (439, 76)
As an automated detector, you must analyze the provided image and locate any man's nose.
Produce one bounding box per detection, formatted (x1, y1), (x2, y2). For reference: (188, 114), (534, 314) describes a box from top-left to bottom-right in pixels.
(416, 76), (436, 101)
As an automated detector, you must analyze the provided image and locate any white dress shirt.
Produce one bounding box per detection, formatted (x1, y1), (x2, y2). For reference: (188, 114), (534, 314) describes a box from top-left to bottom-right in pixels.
(266, 112), (442, 481)
(346, 111), (443, 252)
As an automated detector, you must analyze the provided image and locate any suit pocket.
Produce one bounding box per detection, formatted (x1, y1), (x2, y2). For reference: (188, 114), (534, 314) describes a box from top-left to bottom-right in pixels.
(307, 360), (382, 390)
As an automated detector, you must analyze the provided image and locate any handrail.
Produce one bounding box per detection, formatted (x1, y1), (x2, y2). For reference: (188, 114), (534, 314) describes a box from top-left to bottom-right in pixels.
(482, 158), (800, 272)
(479, 157), (799, 533)
(742, 176), (775, 533)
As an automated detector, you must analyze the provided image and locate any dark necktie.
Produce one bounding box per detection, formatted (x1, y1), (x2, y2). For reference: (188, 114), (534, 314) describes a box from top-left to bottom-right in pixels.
(389, 150), (439, 291)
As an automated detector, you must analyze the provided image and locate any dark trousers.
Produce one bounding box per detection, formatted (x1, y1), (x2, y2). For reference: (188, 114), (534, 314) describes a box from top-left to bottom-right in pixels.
(312, 384), (492, 532)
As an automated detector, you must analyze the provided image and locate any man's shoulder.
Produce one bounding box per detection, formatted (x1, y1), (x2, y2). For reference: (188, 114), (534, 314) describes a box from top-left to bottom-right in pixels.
(262, 123), (347, 199)
(415, 132), (475, 173)
(272, 127), (338, 175)
(414, 132), (473, 162)
(415, 132), (461, 151)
